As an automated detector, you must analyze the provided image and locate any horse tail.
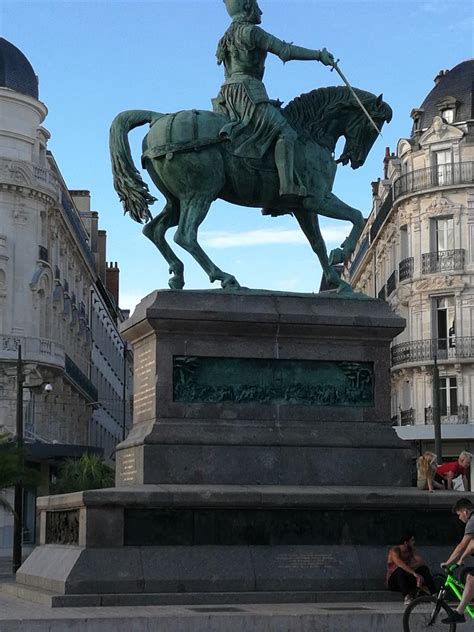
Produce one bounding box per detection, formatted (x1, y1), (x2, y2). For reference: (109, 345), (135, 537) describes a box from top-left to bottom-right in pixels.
(109, 110), (165, 223)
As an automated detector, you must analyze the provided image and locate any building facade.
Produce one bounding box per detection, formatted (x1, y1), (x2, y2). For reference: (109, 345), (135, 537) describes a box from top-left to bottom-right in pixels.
(0, 38), (132, 552)
(345, 59), (474, 456)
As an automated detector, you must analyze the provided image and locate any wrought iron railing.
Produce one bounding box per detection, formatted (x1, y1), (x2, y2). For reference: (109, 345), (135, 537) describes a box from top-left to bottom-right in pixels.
(392, 337), (474, 366)
(422, 249), (465, 274)
(399, 257), (414, 282)
(400, 408), (415, 425)
(61, 191), (96, 273)
(65, 354), (98, 402)
(378, 285), (386, 301)
(349, 234), (369, 279)
(387, 270), (397, 296)
(370, 189), (393, 242)
(394, 161), (474, 200)
(425, 405), (468, 425)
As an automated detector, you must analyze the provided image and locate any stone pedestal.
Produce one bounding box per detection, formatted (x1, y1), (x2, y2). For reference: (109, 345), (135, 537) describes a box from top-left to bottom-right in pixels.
(11, 290), (439, 607)
(116, 289), (410, 487)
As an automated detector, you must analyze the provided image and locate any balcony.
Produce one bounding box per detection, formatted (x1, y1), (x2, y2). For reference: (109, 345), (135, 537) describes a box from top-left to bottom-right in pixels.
(370, 189), (393, 242)
(396, 406), (469, 426)
(0, 334), (64, 370)
(65, 354), (98, 402)
(399, 257), (414, 282)
(400, 408), (415, 425)
(387, 270), (397, 296)
(425, 405), (469, 425)
(394, 161), (474, 200)
(349, 234), (369, 279)
(422, 249), (465, 274)
(392, 337), (474, 366)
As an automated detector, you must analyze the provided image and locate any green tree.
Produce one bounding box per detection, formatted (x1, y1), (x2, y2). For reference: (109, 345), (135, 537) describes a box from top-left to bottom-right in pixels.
(0, 432), (39, 513)
(51, 453), (114, 494)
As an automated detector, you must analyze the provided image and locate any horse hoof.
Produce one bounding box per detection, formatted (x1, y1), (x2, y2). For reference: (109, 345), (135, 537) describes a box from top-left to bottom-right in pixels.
(336, 282), (354, 295)
(221, 276), (240, 289)
(168, 276), (184, 290)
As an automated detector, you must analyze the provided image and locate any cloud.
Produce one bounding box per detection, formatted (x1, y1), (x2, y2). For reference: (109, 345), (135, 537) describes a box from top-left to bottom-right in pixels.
(201, 224), (351, 249)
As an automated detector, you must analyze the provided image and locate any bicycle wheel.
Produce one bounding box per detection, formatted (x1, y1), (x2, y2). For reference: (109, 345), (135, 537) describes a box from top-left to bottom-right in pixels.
(403, 595), (456, 631)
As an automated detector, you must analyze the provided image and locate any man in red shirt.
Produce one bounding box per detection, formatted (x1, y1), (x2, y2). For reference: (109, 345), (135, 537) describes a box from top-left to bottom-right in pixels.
(435, 451), (472, 490)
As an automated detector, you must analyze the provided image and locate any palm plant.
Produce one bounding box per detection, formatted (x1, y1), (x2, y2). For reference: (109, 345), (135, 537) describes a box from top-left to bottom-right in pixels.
(51, 453), (114, 494)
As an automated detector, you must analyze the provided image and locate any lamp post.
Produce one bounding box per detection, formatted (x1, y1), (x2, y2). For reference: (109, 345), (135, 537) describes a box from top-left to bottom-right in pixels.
(12, 344), (24, 573)
(12, 345), (52, 573)
(432, 354), (442, 464)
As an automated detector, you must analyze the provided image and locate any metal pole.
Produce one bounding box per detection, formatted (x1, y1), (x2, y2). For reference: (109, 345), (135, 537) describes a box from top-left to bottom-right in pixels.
(122, 343), (127, 441)
(12, 344), (24, 573)
(432, 354), (442, 464)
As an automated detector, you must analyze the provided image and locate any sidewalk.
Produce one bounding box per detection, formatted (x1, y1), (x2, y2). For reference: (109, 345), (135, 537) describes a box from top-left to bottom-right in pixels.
(0, 588), (407, 632)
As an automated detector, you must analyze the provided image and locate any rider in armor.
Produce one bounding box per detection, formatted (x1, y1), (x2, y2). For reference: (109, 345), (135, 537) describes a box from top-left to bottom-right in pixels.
(214, 0), (336, 199)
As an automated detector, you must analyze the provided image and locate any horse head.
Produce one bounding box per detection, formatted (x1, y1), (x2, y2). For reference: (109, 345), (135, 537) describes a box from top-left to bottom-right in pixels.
(335, 91), (393, 169)
(284, 87), (392, 169)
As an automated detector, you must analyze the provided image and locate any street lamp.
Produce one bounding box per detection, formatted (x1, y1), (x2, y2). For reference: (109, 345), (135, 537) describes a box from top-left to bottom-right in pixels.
(12, 344), (52, 573)
(432, 354), (442, 464)
(12, 344), (24, 573)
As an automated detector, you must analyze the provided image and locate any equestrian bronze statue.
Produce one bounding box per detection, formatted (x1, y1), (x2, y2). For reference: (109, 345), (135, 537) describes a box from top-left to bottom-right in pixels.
(110, 0), (392, 293)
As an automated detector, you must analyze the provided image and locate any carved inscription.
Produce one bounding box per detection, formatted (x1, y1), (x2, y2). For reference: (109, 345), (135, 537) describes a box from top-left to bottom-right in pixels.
(120, 450), (138, 483)
(134, 344), (155, 419)
(173, 357), (374, 406)
(276, 552), (336, 569)
(45, 510), (79, 545)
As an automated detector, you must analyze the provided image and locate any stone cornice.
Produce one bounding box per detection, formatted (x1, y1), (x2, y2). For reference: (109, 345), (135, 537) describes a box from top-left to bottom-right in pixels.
(0, 158), (58, 206)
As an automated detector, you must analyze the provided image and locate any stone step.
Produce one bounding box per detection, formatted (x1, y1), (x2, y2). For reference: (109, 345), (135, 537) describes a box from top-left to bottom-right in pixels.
(2, 582), (401, 608)
(0, 589), (410, 632)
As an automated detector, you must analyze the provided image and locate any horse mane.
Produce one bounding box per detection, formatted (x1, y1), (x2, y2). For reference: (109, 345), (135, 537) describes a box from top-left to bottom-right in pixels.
(283, 86), (384, 147)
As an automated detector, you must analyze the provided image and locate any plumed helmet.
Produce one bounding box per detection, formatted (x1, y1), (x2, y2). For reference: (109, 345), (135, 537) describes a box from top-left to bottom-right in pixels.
(223, 0), (258, 19)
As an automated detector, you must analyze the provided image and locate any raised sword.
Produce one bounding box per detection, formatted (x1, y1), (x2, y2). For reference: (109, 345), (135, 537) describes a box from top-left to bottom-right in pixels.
(331, 60), (382, 137)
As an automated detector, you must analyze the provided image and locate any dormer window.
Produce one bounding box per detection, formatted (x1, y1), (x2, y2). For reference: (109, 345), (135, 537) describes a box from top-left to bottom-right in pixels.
(441, 108), (454, 124)
(437, 96), (457, 125)
(410, 108), (424, 133)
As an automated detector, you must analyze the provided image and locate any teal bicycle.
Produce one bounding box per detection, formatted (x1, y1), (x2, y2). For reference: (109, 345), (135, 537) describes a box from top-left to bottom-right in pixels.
(403, 563), (474, 631)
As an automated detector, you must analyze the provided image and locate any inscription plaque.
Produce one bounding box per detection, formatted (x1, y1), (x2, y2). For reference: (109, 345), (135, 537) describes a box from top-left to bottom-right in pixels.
(276, 552), (336, 569)
(120, 449), (138, 483)
(133, 342), (155, 420)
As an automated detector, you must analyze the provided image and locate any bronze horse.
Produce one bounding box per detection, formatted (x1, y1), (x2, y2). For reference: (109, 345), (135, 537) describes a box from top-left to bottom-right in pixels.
(110, 86), (392, 291)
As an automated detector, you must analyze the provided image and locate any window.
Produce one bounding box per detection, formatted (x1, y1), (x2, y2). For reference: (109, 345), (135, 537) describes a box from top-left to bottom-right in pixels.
(435, 296), (456, 355)
(435, 150), (453, 186)
(440, 377), (458, 417)
(435, 217), (454, 252)
(441, 109), (454, 124)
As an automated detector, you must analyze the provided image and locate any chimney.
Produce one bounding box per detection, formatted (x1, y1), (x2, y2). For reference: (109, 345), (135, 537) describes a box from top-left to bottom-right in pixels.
(106, 262), (120, 306)
(383, 147), (391, 179)
(433, 69), (448, 85)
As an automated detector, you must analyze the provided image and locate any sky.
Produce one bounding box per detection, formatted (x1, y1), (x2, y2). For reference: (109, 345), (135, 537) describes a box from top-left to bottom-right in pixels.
(1, 0), (473, 312)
